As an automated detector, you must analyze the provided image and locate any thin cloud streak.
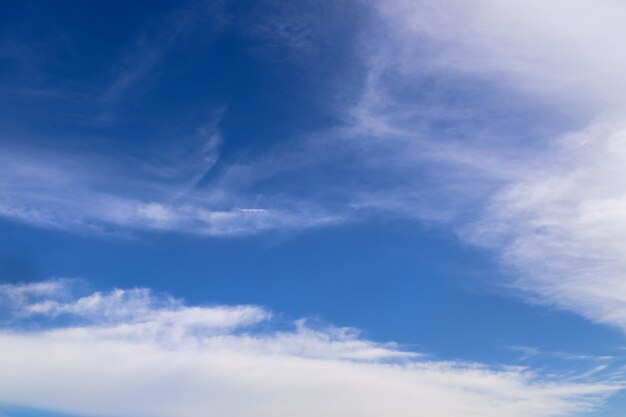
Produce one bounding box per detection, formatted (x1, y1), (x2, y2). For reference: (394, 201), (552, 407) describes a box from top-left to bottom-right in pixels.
(0, 136), (342, 236)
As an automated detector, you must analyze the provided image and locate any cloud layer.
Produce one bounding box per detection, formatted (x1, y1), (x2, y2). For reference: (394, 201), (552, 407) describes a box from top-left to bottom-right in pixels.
(0, 280), (618, 417)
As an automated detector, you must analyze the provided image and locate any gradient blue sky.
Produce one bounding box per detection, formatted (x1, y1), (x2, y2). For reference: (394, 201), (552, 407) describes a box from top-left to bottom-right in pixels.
(2, 1), (626, 417)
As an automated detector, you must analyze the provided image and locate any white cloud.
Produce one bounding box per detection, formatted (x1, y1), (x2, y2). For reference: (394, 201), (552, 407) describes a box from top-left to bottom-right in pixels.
(351, 1), (626, 334)
(0, 280), (618, 417)
(463, 119), (626, 331)
(0, 284), (267, 332)
(374, 0), (626, 111)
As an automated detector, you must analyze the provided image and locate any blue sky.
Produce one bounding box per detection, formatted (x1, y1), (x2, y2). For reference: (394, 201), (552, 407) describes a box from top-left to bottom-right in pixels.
(2, 1), (626, 416)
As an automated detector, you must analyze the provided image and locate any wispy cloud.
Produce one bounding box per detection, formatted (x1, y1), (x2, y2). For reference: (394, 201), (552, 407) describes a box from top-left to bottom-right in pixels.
(350, 0), (626, 335)
(0, 126), (341, 236)
(99, 1), (227, 106)
(464, 119), (626, 332)
(0, 279), (619, 417)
